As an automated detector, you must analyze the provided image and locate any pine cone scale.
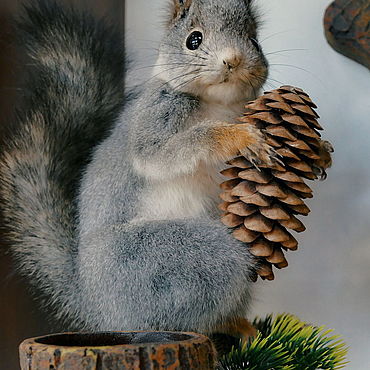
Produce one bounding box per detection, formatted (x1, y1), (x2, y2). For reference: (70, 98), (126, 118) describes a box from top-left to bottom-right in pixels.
(219, 86), (332, 280)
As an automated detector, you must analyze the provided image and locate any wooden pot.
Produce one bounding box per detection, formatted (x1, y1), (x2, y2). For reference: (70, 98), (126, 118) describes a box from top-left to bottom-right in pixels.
(19, 331), (216, 369)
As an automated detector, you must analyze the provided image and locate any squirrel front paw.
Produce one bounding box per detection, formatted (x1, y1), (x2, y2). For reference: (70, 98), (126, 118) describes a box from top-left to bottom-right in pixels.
(211, 123), (278, 167)
(313, 140), (334, 179)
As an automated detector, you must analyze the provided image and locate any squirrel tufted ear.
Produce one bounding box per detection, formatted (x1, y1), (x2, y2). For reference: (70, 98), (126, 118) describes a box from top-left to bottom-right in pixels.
(167, 0), (192, 27)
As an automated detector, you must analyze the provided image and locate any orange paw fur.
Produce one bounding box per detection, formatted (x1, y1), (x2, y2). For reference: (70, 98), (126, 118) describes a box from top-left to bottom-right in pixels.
(211, 123), (277, 167)
(214, 317), (257, 344)
(313, 140), (334, 179)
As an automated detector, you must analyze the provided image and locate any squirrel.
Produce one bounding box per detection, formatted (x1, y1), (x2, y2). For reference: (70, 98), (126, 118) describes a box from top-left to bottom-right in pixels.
(1, 0), (331, 343)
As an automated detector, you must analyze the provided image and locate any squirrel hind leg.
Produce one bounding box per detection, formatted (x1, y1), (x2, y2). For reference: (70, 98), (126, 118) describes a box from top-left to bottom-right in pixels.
(212, 317), (257, 343)
(78, 218), (256, 333)
(209, 318), (257, 358)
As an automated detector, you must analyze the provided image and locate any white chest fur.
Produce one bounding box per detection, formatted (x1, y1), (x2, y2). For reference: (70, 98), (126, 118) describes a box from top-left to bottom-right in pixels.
(138, 103), (246, 220)
(136, 166), (221, 222)
(197, 99), (245, 123)
(135, 101), (245, 222)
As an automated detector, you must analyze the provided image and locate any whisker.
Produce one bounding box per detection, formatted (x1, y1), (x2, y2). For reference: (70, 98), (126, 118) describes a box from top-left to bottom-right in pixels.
(160, 51), (208, 61)
(269, 63), (314, 74)
(140, 65), (197, 86)
(203, 44), (218, 60)
(153, 69), (202, 97)
(248, 72), (267, 98)
(264, 81), (278, 90)
(172, 75), (200, 92)
(160, 40), (208, 54)
(259, 30), (293, 44)
(133, 62), (207, 72)
(269, 64), (325, 86)
(138, 39), (210, 60)
(199, 45), (210, 56)
(242, 74), (260, 99)
(265, 76), (285, 86)
(249, 71), (276, 91)
(264, 48), (307, 57)
(171, 69), (216, 92)
(199, 43), (216, 59)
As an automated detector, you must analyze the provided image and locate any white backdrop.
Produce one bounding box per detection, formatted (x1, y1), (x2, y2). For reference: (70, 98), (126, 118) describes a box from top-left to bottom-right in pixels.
(126, 1), (370, 368)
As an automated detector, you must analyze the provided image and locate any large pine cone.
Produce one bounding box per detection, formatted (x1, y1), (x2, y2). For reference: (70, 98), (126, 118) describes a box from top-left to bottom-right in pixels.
(220, 86), (333, 281)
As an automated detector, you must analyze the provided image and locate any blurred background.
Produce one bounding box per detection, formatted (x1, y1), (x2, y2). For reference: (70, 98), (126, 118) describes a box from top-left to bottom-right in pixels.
(1, 0), (369, 368)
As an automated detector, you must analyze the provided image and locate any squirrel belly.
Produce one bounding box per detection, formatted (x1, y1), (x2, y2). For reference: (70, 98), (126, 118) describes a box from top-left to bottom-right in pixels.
(134, 163), (222, 222)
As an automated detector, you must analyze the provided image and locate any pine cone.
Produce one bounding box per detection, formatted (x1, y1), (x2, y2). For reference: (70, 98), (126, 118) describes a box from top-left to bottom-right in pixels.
(219, 86), (333, 281)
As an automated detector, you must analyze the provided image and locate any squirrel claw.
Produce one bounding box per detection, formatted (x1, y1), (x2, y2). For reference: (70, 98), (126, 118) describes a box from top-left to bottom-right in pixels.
(322, 140), (334, 153)
(313, 166), (328, 181)
(313, 139), (334, 180)
(240, 132), (280, 169)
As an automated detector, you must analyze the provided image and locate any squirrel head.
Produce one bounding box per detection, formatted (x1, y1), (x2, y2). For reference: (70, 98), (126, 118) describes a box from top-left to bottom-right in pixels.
(154, 0), (268, 104)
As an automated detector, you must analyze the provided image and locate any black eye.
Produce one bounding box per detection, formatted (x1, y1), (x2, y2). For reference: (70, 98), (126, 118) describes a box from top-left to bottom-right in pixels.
(250, 38), (261, 52)
(186, 31), (203, 50)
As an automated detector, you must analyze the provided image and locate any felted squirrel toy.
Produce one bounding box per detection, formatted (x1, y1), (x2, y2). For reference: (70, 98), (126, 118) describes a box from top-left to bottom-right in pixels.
(1, 0), (330, 341)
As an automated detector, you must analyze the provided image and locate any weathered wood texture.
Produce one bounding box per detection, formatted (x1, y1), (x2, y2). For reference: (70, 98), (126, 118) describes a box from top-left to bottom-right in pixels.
(324, 0), (370, 69)
(19, 332), (216, 370)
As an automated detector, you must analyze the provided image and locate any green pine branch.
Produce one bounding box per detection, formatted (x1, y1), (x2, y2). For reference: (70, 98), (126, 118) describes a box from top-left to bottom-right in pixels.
(219, 314), (348, 370)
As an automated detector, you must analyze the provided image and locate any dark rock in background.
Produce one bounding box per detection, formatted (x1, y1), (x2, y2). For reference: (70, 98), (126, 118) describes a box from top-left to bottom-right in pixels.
(324, 0), (370, 69)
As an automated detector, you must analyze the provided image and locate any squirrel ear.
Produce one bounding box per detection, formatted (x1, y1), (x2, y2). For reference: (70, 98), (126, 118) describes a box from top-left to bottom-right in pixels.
(167, 0), (192, 27)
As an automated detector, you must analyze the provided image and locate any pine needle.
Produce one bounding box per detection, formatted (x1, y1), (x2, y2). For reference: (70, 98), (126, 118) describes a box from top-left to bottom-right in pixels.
(219, 314), (348, 370)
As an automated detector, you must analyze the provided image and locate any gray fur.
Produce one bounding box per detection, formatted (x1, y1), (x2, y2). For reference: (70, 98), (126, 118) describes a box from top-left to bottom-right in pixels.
(0, 0), (126, 324)
(2, 0), (269, 334)
(78, 220), (254, 332)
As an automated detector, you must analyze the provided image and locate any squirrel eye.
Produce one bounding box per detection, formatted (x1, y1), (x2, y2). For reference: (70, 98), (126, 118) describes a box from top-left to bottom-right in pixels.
(250, 38), (261, 52)
(186, 31), (203, 50)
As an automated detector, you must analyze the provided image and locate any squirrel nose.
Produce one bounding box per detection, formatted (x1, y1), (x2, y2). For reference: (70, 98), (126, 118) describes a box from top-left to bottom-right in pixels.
(223, 56), (242, 71)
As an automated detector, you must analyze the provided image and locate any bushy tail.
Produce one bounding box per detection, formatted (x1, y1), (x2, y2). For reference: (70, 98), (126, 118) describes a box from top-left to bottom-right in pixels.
(0, 0), (126, 323)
